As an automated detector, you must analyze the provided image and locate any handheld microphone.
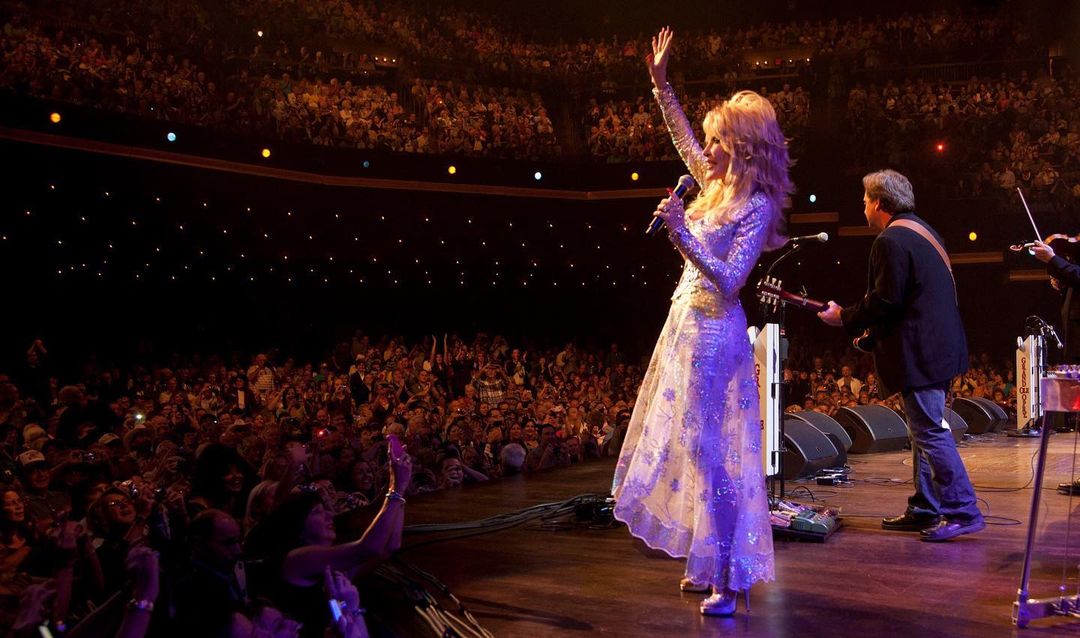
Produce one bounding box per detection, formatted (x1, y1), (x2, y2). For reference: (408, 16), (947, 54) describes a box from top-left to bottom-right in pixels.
(646, 174), (697, 236)
(789, 232), (829, 244)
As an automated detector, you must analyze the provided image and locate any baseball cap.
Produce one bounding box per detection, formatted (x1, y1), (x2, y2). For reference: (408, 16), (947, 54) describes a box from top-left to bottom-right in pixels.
(22, 424), (48, 444)
(99, 433), (122, 446)
(17, 450), (47, 469)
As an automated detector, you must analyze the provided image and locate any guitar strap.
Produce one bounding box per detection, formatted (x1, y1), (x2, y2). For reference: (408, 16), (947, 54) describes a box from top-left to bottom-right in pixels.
(889, 218), (958, 306)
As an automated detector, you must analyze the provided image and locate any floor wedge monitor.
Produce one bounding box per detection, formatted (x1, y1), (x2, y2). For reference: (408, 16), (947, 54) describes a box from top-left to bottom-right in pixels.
(834, 405), (909, 453)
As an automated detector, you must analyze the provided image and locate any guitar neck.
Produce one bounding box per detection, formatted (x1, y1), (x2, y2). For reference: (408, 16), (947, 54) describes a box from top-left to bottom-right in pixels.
(776, 291), (828, 313)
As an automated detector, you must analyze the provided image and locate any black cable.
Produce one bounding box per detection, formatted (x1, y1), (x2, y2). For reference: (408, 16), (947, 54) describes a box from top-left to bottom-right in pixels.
(856, 477), (913, 486)
(973, 444), (1041, 492)
(377, 559), (495, 638)
(401, 493), (612, 551)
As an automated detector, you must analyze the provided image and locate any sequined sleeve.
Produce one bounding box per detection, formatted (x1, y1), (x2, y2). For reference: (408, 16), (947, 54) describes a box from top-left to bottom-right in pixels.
(652, 82), (709, 186)
(670, 197), (769, 297)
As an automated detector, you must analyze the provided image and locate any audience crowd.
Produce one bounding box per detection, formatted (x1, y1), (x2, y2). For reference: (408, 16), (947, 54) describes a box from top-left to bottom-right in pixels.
(216, 2), (1035, 87)
(0, 15), (558, 158)
(584, 83), (810, 162)
(0, 328), (1020, 636)
(846, 70), (1080, 209)
(1, 3), (1066, 187)
(408, 79), (557, 158)
(784, 348), (1017, 419)
(0, 334), (644, 637)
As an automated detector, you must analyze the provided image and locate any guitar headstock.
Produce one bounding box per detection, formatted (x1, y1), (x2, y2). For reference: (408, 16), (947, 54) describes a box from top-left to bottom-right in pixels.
(756, 276), (827, 313)
(757, 276), (782, 309)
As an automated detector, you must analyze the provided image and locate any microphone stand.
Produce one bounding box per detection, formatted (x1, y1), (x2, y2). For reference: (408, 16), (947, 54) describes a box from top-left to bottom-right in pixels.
(758, 241), (803, 500)
(762, 242), (804, 323)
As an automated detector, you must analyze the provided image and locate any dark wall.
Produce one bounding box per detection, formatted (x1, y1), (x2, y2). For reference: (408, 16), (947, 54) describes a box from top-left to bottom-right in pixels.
(0, 126), (1063, 374)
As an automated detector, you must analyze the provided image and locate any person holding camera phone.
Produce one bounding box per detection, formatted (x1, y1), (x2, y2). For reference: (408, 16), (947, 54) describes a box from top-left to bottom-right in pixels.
(611, 27), (791, 616)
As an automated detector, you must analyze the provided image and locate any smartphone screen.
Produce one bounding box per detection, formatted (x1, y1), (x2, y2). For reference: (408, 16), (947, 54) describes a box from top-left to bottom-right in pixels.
(328, 599), (343, 623)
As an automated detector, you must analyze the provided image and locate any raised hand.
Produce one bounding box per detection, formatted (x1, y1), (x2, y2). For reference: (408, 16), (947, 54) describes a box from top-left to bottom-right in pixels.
(388, 450), (413, 495)
(647, 27), (674, 88)
(125, 545), (161, 602)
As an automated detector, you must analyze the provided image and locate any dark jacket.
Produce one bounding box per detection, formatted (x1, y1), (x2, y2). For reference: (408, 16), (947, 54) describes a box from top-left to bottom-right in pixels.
(841, 212), (968, 395)
(1048, 255), (1080, 361)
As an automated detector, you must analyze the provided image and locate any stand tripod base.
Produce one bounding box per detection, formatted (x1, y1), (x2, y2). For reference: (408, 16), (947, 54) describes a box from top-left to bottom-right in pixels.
(1013, 594), (1080, 627)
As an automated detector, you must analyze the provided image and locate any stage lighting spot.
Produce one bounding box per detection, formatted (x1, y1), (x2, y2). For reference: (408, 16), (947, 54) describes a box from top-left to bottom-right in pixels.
(809, 194), (817, 203)
(935, 142), (945, 153)
(969, 231), (977, 241)
(261, 148), (271, 158)
(257, 30), (264, 37)
(631, 172), (640, 181)
(362, 160), (370, 168)
(49, 112), (61, 124)
(534, 171), (542, 181)
(448, 165), (457, 175)
(166, 132), (177, 142)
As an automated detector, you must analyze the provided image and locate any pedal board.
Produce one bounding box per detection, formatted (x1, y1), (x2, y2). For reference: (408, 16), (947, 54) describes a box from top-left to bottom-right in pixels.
(770, 499), (841, 542)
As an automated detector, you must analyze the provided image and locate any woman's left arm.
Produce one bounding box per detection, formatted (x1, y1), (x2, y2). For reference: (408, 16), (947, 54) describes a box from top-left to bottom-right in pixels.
(659, 196), (769, 297)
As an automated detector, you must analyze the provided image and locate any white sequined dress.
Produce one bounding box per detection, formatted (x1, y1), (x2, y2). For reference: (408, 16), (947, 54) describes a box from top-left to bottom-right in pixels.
(612, 83), (775, 590)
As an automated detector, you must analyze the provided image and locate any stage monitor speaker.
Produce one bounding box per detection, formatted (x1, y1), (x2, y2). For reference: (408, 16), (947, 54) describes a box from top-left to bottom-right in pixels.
(788, 410), (853, 452)
(952, 397), (996, 434)
(889, 406), (969, 444)
(970, 397), (1008, 431)
(781, 416), (844, 480)
(834, 405), (910, 453)
(942, 407), (969, 444)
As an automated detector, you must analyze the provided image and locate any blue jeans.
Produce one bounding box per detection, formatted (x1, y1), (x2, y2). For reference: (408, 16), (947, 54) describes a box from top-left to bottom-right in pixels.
(903, 385), (982, 522)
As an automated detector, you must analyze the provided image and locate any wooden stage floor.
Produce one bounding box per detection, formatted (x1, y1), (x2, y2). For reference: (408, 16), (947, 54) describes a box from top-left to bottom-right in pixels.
(370, 432), (1080, 637)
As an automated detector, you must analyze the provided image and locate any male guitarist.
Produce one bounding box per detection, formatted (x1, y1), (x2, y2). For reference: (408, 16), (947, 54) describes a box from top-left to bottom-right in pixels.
(817, 169), (983, 542)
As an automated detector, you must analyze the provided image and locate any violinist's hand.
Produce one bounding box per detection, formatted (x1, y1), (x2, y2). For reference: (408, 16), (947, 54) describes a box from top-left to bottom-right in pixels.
(1031, 240), (1055, 263)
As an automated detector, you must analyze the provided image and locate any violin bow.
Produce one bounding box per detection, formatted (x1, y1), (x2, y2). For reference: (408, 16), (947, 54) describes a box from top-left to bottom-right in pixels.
(1016, 186), (1042, 242)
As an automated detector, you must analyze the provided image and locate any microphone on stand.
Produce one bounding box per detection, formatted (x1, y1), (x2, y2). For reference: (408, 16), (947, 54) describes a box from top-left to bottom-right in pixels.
(1046, 324), (1064, 350)
(789, 232), (830, 244)
(1027, 315), (1064, 350)
(646, 174), (697, 236)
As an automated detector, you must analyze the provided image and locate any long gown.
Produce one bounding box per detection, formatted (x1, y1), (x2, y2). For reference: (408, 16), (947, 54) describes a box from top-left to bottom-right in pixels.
(611, 82), (775, 591)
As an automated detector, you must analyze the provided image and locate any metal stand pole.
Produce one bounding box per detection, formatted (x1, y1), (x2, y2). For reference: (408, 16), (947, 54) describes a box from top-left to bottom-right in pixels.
(1014, 414), (1053, 627)
(1013, 410), (1080, 626)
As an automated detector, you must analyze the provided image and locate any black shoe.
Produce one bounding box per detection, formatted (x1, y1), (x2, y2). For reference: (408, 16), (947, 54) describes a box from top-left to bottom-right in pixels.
(1058, 480), (1080, 495)
(920, 517), (986, 542)
(881, 513), (940, 531)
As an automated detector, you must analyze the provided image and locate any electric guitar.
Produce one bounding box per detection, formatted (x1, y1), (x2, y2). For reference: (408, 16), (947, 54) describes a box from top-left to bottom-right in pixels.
(756, 277), (876, 352)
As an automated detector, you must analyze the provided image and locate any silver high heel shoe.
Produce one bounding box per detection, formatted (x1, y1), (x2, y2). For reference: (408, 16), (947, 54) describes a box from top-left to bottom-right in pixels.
(699, 588), (750, 616)
(679, 577), (710, 593)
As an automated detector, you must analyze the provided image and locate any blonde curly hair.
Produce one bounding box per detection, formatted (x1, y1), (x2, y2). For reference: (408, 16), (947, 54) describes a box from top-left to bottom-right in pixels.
(686, 90), (794, 251)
